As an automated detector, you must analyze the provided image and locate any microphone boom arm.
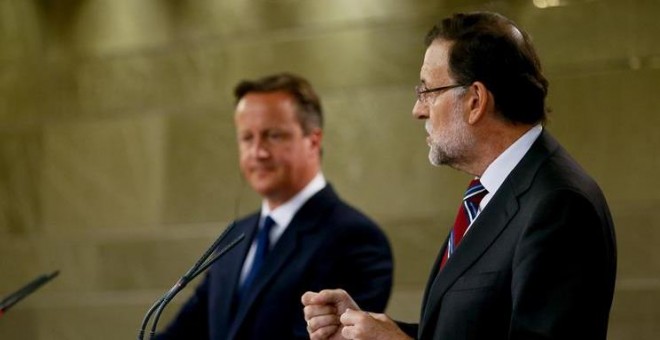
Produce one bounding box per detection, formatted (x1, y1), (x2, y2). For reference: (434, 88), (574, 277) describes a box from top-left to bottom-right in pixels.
(0, 270), (60, 317)
(137, 221), (244, 340)
(147, 234), (245, 338)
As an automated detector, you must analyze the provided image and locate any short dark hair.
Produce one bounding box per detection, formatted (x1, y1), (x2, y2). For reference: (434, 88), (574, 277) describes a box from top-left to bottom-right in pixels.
(425, 12), (549, 124)
(234, 73), (323, 133)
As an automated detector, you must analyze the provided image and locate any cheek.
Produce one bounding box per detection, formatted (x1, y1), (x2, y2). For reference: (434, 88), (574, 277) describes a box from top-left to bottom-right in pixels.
(429, 104), (452, 131)
(274, 149), (297, 168)
(428, 114), (444, 135)
(275, 149), (305, 173)
(238, 158), (250, 176)
(237, 149), (248, 165)
(237, 150), (257, 175)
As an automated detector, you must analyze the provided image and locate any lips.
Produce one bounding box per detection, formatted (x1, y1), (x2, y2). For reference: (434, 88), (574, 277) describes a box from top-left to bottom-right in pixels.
(251, 166), (273, 173)
(249, 164), (276, 176)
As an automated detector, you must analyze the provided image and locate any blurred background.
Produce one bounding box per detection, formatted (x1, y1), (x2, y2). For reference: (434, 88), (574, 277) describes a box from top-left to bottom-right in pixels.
(1, 0), (658, 339)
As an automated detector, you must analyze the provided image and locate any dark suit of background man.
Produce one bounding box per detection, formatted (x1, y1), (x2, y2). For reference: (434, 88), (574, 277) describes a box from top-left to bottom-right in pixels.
(303, 12), (616, 340)
(157, 73), (393, 340)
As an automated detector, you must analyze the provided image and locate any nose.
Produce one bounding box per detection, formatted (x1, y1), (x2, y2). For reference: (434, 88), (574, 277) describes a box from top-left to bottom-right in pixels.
(412, 99), (429, 120)
(247, 138), (271, 159)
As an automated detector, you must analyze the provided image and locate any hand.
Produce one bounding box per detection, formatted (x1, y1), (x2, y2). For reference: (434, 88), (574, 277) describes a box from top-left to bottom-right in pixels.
(302, 289), (359, 340)
(339, 309), (413, 340)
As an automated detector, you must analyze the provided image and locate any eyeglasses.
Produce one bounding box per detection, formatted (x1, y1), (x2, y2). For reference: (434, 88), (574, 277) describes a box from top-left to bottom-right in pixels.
(414, 83), (466, 104)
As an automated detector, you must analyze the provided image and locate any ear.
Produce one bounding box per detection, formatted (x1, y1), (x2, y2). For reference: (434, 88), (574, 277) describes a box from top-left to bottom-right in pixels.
(306, 127), (323, 153)
(465, 81), (492, 125)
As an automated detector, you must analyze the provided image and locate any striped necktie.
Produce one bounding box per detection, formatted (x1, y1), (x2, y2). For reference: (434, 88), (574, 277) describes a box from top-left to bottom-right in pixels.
(440, 178), (488, 269)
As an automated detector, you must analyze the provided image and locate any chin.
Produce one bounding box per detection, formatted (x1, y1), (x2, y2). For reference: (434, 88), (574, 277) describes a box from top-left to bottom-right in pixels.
(252, 179), (286, 197)
(248, 180), (273, 193)
(429, 152), (453, 167)
(428, 149), (442, 167)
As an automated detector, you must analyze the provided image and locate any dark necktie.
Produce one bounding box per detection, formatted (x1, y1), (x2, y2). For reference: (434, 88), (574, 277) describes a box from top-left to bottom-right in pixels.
(440, 179), (488, 269)
(239, 216), (276, 299)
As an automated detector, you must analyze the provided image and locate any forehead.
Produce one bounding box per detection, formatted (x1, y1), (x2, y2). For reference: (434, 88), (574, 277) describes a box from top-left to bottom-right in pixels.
(234, 91), (299, 125)
(420, 39), (453, 84)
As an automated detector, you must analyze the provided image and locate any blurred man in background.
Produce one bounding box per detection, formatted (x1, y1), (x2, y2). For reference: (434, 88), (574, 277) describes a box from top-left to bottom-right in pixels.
(158, 73), (393, 340)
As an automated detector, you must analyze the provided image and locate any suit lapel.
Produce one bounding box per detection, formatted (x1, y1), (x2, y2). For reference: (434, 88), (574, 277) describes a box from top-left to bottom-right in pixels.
(228, 185), (339, 338)
(419, 131), (559, 338)
(419, 185), (519, 337)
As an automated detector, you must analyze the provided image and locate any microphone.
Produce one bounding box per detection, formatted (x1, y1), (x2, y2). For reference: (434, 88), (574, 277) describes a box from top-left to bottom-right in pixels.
(0, 270), (60, 317)
(137, 222), (245, 340)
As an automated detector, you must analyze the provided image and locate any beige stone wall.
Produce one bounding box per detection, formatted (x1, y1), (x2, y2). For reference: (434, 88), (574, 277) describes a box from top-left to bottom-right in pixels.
(1, 0), (658, 339)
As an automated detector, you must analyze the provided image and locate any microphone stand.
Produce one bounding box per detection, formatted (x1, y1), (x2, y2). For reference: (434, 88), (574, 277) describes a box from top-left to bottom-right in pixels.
(137, 222), (244, 340)
(0, 270), (60, 317)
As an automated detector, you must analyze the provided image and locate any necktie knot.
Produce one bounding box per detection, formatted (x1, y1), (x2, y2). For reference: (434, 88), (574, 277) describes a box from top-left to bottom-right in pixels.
(256, 215), (276, 258)
(462, 179), (488, 228)
(239, 215), (277, 298)
(464, 178), (488, 204)
(261, 216), (276, 243)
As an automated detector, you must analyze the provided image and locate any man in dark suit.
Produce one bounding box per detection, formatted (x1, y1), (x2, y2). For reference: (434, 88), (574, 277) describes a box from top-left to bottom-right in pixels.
(157, 73), (393, 340)
(302, 12), (616, 340)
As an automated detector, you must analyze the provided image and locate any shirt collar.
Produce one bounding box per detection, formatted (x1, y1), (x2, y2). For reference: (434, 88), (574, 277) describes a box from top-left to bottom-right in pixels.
(480, 124), (543, 199)
(260, 172), (327, 228)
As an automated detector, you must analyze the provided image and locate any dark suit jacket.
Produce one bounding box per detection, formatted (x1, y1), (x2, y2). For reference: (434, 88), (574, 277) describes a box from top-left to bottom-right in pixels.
(400, 131), (617, 340)
(157, 184), (393, 340)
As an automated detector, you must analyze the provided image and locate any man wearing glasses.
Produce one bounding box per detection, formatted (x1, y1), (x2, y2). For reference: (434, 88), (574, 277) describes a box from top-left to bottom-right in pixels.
(303, 12), (616, 340)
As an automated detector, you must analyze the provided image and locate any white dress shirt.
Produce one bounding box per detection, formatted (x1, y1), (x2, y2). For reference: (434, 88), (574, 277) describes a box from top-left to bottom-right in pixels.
(467, 124), (543, 233)
(239, 172), (327, 284)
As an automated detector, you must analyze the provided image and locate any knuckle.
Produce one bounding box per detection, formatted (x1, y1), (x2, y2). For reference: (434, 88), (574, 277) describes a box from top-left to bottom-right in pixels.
(307, 317), (319, 330)
(341, 326), (351, 338)
(303, 306), (313, 317)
